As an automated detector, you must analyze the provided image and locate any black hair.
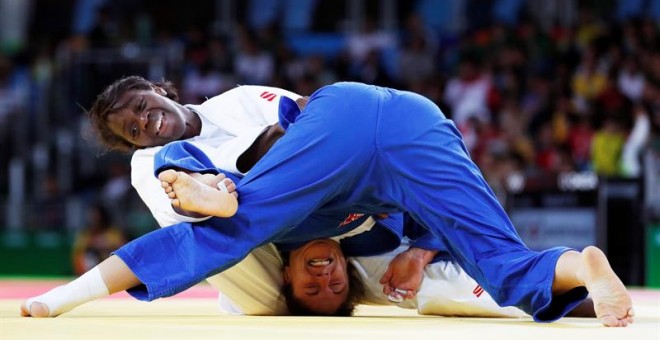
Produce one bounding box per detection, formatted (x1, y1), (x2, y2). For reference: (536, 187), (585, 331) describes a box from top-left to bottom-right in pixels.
(87, 76), (179, 152)
(281, 261), (364, 316)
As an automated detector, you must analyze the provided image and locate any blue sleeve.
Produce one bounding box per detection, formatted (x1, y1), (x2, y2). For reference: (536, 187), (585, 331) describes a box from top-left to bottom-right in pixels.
(154, 141), (241, 183)
(277, 95), (301, 130)
(403, 214), (454, 263)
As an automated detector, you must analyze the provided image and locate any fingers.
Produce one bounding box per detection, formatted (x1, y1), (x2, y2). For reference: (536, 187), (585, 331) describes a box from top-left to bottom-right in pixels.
(382, 284), (392, 296)
(216, 181), (229, 193)
(295, 97), (309, 110)
(222, 178), (236, 193)
(379, 268), (392, 285)
(387, 288), (412, 304)
(216, 178), (237, 196)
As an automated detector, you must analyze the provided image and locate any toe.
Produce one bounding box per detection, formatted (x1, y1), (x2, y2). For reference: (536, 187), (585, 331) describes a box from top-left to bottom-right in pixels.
(20, 302), (30, 317)
(30, 302), (51, 318)
(600, 315), (619, 327)
(158, 170), (178, 183)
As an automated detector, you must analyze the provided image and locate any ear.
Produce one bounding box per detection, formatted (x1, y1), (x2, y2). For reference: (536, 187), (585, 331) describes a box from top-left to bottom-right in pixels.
(283, 266), (291, 284)
(151, 85), (167, 96)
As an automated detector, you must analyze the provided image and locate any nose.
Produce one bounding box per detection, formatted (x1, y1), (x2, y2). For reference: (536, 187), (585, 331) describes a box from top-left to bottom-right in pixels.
(314, 272), (331, 287)
(138, 111), (151, 130)
(315, 271), (330, 278)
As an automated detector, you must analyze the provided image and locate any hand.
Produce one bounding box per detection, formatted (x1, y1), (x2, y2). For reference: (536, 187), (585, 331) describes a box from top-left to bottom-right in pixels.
(379, 248), (437, 302)
(295, 96), (309, 110)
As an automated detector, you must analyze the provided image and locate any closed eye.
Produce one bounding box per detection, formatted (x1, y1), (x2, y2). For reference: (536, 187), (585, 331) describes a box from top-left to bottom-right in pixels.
(304, 285), (320, 295)
(136, 97), (146, 112)
(331, 283), (344, 293)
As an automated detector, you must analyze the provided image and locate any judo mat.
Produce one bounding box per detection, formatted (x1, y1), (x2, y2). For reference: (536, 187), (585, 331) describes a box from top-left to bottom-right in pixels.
(1, 279), (658, 340)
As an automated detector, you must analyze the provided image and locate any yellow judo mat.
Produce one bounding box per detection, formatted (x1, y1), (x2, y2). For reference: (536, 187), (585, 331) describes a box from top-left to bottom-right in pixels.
(2, 280), (659, 340)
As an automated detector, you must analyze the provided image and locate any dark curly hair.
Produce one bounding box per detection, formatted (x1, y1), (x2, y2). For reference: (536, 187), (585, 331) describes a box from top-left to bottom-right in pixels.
(87, 76), (179, 152)
(281, 261), (365, 316)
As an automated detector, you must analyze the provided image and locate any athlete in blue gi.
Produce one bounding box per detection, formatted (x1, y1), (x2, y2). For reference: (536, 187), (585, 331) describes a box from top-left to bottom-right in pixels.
(26, 82), (632, 326)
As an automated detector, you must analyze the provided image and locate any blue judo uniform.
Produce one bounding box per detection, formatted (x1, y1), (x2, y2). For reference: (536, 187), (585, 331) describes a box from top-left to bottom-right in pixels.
(114, 82), (587, 322)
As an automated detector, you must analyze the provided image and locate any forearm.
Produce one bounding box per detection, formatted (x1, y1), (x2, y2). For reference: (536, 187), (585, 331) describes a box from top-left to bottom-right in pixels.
(405, 247), (439, 267)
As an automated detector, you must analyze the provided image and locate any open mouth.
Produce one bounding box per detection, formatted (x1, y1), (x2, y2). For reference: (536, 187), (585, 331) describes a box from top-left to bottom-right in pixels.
(155, 112), (164, 135)
(308, 258), (333, 267)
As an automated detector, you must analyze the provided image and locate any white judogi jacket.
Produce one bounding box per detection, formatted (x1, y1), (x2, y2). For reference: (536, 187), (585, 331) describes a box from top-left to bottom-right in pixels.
(130, 85), (301, 227)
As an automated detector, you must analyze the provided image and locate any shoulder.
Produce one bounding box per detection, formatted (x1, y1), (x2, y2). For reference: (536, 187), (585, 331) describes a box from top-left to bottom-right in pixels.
(131, 147), (161, 163)
(221, 85), (302, 100)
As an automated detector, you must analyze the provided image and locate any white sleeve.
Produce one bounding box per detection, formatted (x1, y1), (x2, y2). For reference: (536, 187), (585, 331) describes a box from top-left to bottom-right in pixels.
(207, 244), (286, 315)
(130, 148), (210, 228)
(232, 85), (302, 124)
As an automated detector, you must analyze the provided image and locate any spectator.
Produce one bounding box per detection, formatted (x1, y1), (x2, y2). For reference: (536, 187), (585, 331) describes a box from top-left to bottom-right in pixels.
(572, 45), (608, 111)
(72, 204), (126, 275)
(621, 104), (651, 177)
(345, 17), (396, 64)
(591, 115), (626, 176)
(399, 34), (436, 88)
(568, 115), (595, 171)
(618, 56), (645, 103)
(181, 61), (232, 104)
(443, 55), (494, 128)
(234, 29), (275, 85)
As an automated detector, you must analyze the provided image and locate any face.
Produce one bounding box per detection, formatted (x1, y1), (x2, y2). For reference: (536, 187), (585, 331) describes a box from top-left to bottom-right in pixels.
(106, 87), (200, 148)
(284, 239), (349, 315)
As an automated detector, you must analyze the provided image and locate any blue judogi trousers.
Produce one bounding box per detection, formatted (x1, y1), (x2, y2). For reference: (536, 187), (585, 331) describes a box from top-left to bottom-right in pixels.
(115, 82), (587, 322)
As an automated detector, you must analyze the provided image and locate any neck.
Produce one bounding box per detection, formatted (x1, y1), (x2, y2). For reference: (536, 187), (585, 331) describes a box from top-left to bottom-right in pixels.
(183, 106), (202, 138)
(236, 123), (285, 173)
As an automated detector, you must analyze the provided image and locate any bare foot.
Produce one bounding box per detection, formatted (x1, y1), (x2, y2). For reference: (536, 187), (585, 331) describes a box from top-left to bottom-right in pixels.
(579, 246), (634, 327)
(20, 301), (51, 318)
(158, 170), (238, 217)
(566, 298), (595, 317)
(189, 173), (226, 189)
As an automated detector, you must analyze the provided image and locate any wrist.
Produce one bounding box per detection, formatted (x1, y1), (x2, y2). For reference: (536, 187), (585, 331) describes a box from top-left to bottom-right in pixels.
(406, 247), (438, 266)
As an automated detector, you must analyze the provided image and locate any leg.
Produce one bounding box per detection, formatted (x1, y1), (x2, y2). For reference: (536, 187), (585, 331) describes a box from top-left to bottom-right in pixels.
(159, 170), (238, 218)
(417, 260), (529, 318)
(375, 90), (631, 325)
(553, 247), (634, 326)
(20, 255), (139, 317)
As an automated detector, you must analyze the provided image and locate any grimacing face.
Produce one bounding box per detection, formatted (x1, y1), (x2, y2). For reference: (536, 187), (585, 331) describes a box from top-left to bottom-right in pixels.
(284, 239), (350, 315)
(106, 86), (200, 148)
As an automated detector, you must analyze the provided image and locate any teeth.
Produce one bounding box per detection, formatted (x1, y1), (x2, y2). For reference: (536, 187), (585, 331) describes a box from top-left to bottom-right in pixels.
(155, 114), (163, 134)
(308, 259), (331, 267)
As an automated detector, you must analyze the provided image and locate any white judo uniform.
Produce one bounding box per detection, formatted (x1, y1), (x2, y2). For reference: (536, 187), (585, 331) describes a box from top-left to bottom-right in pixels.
(129, 85), (527, 317)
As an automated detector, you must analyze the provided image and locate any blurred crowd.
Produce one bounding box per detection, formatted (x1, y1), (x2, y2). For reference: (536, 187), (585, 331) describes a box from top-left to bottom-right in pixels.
(1, 0), (659, 237)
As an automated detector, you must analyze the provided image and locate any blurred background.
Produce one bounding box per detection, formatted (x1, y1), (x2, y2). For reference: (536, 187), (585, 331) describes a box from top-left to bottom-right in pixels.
(0, 0), (658, 287)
